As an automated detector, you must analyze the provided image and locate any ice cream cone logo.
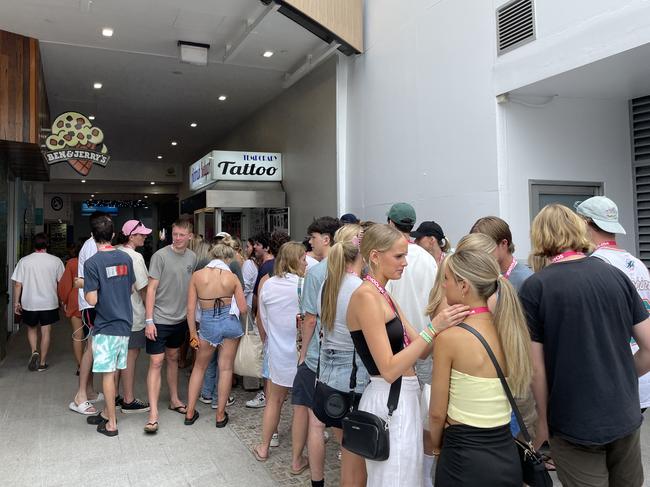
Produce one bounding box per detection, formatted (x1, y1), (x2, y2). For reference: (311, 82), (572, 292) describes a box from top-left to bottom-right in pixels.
(42, 112), (110, 176)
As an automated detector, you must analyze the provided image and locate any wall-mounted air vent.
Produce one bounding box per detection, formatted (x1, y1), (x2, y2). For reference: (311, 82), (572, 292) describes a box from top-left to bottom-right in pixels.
(631, 95), (650, 265)
(496, 0), (536, 55)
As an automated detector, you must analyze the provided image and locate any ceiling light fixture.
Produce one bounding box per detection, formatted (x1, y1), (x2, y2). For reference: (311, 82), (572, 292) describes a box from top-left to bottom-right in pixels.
(178, 41), (210, 66)
(88, 115), (95, 120)
(190, 122), (197, 128)
(218, 95), (227, 101)
(93, 82), (102, 89)
(102, 27), (114, 37)
(171, 141), (178, 146)
(262, 51), (274, 58)
(150, 181), (155, 185)
(91, 194), (95, 197)
(157, 155), (163, 159)
(144, 195), (148, 199)
(81, 179), (86, 183)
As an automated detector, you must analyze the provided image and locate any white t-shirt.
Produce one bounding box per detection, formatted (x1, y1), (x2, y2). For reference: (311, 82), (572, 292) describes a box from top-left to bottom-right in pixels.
(306, 255), (319, 271)
(12, 252), (64, 311)
(593, 246), (650, 408)
(77, 237), (97, 311)
(317, 274), (362, 351)
(242, 259), (258, 309)
(259, 273), (301, 387)
(386, 242), (438, 332)
(117, 246), (149, 332)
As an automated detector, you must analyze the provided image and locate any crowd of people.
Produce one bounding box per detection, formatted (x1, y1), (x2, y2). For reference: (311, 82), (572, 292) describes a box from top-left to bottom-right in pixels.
(9, 195), (650, 486)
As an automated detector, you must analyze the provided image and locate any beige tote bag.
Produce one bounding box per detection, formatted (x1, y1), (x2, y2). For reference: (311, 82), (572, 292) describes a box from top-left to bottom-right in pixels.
(234, 315), (264, 379)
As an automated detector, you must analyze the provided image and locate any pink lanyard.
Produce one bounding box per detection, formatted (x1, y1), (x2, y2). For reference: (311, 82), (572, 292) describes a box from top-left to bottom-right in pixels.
(364, 275), (411, 347)
(550, 250), (585, 264)
(503, 257), (517, 280)
(596, 241), (618, 250)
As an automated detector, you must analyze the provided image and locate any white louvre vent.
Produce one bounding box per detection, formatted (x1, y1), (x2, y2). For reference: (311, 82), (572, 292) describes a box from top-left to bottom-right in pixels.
(631, 96), (650, 265)
(496, 0), (536, 55)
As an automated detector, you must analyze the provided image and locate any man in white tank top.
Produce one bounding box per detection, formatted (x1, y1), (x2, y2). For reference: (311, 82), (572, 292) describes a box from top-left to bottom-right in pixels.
(577, 196), (650, 410)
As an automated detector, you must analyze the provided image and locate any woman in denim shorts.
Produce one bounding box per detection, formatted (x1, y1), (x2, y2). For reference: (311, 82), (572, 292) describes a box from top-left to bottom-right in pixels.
(185, 243), (247, 428)
(316, 224), (369, 486)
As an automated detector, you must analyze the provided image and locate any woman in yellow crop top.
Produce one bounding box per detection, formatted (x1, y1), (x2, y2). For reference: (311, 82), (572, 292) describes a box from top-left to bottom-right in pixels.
(428, 249), (533, 487)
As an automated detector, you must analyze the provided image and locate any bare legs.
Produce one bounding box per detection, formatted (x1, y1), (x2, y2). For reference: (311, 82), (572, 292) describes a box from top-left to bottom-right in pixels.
(26, 325), (38, 354)
(146, 347), (185, 424)
(70, 316), (84, 368)
(74, 336), (97, 412)
(215, 338), (239, 422)
(165, 347), (184, 409)
(338, 428), (367, 487)
(291, 405), (309, 472)
(102, 371), (118, 432)
(186, 340), (217, 419)
(308, 409), (326, 482)
(255, 382), (289, 458)
(120, 348), (140, 403)
(39, 325), (51, 366)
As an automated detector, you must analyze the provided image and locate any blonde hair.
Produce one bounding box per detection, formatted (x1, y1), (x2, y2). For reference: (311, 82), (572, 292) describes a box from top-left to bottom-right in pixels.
(425, 233), (498, 318)
(531, 204), (593, 258)
(193, 241), (212, 268)
(528, 253), (548, 273)
(274, 241), (306, 277)
(221, 235), (244, 260)
(445, 249), (533, 396)
(210, 243), (235, 262)
(360, 224), (404, 275)
(321, 224), (362, 332)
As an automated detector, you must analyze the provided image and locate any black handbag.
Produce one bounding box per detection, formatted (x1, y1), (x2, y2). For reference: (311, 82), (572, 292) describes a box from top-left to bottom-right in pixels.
(313, 350), (362, 428)
(458, 323), (552, 487)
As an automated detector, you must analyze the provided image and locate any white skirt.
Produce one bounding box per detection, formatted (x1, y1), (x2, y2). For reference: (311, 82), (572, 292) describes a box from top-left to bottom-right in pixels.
(358, 376), (423, 487)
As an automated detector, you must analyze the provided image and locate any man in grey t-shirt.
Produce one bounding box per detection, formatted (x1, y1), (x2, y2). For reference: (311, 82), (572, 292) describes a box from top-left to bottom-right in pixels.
(143, 218), (196, 433)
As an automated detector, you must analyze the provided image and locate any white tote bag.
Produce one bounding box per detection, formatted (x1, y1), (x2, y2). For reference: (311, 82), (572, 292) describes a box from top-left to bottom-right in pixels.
(234, 315), (264, 379)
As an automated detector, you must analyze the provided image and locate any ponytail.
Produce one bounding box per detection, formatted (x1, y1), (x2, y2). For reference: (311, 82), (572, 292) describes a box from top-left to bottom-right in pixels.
(322, 242), (346, 331)
(425, 261), (446, 319)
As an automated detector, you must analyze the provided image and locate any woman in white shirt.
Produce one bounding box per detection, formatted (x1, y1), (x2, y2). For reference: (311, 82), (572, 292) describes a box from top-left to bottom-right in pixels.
(252, 241), (307, 465)
(242, 238), (258, 310)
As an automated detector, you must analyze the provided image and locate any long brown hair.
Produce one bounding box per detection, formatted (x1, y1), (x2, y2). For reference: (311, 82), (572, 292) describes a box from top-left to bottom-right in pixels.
(274, 241), (306, 277)
(321, 225), (362, 332)
(445, 249), (533, 396)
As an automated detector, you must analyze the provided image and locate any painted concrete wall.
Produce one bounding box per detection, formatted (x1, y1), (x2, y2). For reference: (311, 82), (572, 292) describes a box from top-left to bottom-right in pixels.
(184, 57), (338, 240)
(499, 97), (635, 258)
(344, 0), (500, 246)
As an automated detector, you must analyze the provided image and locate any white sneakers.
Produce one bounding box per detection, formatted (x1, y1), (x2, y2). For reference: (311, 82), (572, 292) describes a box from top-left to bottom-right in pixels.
(246, 391), (266, 408)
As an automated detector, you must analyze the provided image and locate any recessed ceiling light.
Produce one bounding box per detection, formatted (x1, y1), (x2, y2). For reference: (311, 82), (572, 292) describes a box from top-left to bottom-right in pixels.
(157, 155), (163, 159)
(150, 181), (155, 185)
(81, 179), (86, 183)
(91, 194), (95, 197)
(171, 141), (178, 146)
(93, 82), (102, 89)
(190, 122), (197, 128)
(218, 95), (227, 101)
(144, 195), (148, 199)
(88, 115), (95, 120)
(262, 51), (274, 58)
(102, 27), (114, 37)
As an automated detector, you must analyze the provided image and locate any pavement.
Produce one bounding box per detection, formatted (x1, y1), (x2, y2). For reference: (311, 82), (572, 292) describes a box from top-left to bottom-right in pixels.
(2, 320), (650, 486)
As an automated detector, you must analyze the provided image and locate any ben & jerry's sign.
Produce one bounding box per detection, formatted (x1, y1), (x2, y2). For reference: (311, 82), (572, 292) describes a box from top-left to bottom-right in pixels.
(43, 112), (110, 176)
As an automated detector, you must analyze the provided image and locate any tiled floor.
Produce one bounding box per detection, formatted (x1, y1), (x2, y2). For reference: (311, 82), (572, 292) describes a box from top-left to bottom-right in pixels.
(0, 322), (339, 486)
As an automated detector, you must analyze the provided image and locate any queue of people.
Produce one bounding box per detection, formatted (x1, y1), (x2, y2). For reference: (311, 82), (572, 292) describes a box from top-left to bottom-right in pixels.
(9, 196), (650, 486)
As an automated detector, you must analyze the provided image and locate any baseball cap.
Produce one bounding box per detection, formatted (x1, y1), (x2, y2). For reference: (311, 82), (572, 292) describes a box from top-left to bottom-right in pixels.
(340, 213), (360, 224)
(122, 219), (152, 236)
(215, 231), (231, 239)
(387, 203), (416, 226)
(575, 196), (626, 234)
(410, 221), (445, 240)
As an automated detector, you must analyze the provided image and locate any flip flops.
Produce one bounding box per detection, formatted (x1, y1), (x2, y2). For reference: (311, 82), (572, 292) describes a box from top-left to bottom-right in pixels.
(97, 422), (118, 437)
(88, 392), (105, 404)
(168, 403), (187, 414)
(144, 421), (159, 434)
(252, 445), (268, 462)
(184, 410), (200, 425)
(290, 460), (310, 476)
(215, 412), (229, 428)
(69, 401), (97, 415)
(86, 413), (108, 425)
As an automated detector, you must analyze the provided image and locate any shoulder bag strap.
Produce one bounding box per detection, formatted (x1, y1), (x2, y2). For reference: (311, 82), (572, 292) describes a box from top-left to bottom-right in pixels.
(457, 323), (534, 447)
(316, 282), (325, 380)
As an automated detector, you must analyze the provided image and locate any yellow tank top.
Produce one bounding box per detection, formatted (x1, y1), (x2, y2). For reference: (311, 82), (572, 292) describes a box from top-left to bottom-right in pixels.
(447, 369), (512, 428)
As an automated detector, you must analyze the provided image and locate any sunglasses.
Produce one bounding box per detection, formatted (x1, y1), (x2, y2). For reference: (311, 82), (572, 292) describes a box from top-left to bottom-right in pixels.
(128, 221), (144, 236)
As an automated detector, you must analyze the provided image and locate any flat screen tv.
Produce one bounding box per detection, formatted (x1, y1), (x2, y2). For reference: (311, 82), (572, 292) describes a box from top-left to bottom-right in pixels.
(81, 203), (118, 216)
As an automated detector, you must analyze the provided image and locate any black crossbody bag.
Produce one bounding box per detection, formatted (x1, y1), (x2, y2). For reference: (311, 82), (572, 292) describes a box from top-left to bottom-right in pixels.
(458, 323), (552, 487)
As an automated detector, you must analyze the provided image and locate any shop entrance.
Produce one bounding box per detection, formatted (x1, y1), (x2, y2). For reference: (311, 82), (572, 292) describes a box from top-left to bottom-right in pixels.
(194, 207), (289, 243)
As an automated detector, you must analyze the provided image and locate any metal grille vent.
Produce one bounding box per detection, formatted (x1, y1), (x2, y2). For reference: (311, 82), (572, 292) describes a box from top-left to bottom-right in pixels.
(631, 96), (650, 265)
(496, 0), (536, 55)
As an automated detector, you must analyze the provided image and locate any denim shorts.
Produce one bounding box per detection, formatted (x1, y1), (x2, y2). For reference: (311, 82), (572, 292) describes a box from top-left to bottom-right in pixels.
(199, 308), (243, 347)
(319, 349), (369, 394)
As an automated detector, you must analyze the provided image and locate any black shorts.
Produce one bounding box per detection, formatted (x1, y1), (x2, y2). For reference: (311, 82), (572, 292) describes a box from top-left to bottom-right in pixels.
(146, 322), (188, 355)
(81, 308), (96, 338)
(21, 309), (59, 327)
(291, 362), (316, 407)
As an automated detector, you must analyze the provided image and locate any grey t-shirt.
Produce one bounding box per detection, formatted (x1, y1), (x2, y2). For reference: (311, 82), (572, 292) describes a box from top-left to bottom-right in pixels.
(302, 258), (328, 371)
(509, 261), (533, 293)
(318, 274), (362, 352)
(149, 245), (196, 324)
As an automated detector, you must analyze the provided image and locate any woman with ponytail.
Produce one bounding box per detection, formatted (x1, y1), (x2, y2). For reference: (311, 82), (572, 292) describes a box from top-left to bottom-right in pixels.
(429, 248), (532, 486)
(313, 224), (368, 486)
(346, 224), (469, 486)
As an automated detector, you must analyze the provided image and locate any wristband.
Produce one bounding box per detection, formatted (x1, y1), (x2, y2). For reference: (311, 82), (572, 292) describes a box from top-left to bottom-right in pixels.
(145, 319), (154, 325)
(419, 329), (433, 344)
(428, 323), (438, 337)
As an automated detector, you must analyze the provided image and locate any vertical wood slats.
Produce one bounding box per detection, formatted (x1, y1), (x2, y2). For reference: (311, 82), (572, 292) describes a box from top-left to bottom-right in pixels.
(0, 30), (47, 145)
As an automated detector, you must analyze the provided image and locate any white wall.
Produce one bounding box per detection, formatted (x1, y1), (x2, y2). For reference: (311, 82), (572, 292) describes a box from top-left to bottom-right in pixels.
(49, 159), (182, 183)
(345, 0), (500, 245)
(499, 97), (635, 257)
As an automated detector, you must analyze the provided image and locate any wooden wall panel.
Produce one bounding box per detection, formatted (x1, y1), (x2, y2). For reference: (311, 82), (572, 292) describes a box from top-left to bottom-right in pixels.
(284, 0), (363, 53)
(0, 30), (49, 145)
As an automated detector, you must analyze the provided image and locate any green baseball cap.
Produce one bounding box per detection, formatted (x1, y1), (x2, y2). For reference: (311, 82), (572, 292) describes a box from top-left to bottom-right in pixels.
(387, 202), (416, 226)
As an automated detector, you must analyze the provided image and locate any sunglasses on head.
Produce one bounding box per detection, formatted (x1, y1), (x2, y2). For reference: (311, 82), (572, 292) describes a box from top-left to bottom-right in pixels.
(129, 221), (144, 236)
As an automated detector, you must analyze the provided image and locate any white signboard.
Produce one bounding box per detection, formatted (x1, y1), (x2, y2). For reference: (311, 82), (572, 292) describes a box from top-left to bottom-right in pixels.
(189, 150), (282, 191)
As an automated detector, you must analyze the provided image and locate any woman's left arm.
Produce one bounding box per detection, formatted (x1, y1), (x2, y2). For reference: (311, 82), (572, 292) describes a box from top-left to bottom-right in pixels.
(429, 331), (454, 454)
(233, 276), (248, 316)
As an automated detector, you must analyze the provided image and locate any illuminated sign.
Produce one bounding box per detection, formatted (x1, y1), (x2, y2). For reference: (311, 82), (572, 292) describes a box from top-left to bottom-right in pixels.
(43, 112), (110, 176)
(189, 150), (282, 191)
